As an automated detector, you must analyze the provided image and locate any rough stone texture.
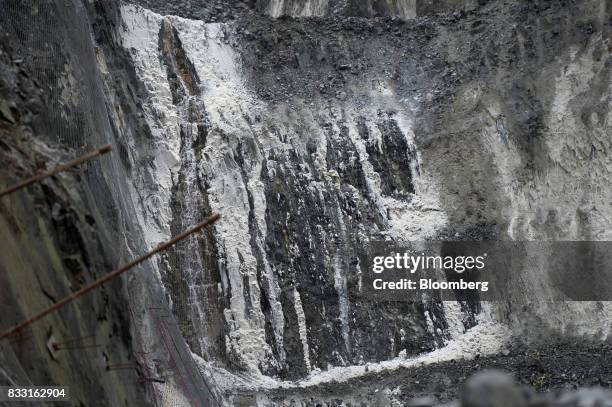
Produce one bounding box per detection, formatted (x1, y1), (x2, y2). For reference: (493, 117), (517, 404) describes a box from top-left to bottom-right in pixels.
(253, 344), (612, 406)
(0, 0), (220, 405)
(1, 0), (612, 405)
(129, 0), (496, 22)
(0, 1), (151, 404)
(119, 0), (612, 386)
(256, 0), (418, 19)
(119, 3), (454, 382)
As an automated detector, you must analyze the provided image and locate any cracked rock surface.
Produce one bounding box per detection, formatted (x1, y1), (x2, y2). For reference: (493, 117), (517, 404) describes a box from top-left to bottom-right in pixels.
(0, 0), (611, 406)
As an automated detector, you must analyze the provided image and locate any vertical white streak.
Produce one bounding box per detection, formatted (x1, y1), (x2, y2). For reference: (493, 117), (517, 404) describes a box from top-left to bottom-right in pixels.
(334, 207), (350, 356)
(293, 288), (312, 371)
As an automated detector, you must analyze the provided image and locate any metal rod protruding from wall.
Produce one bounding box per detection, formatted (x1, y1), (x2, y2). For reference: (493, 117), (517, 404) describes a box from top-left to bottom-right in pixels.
(0, 144), (112, 198)
(0, 213), (221, 340)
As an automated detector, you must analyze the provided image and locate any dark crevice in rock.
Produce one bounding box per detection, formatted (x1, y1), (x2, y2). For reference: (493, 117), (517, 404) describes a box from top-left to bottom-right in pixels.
(159, 18), (201, 104)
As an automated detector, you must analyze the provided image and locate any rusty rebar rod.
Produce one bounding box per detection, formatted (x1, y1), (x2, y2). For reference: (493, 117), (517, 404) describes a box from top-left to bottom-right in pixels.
(0, 144), (112, 198)
(0, 213), (221, 340)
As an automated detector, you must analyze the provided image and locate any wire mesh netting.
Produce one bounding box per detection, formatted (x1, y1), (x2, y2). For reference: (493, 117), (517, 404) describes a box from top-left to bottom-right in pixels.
(0, 0), (221, 405)
(0, 0), (135, 233)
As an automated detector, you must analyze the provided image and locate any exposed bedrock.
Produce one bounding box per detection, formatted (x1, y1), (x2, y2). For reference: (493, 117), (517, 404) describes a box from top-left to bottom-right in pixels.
(131, 0), (492, 21)
(121, 6), (449, 379)
(122, 0), (612, 385)
(0, 0), (219, 404)
(1, 0), (611, 405)
(256, 0), (418, 19)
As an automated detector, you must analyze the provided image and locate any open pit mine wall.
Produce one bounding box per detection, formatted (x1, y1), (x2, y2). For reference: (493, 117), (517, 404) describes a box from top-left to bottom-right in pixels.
(122, 0), (612, 383)
(120, 3), (448, 381)
(0, 0), (611, 405)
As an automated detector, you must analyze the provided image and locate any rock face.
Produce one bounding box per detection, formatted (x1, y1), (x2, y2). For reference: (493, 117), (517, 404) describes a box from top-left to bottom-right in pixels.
(0, 0), (217, 405)
(256, 0), (417, 19)
(119, 0), (612, 385)
(0, 0), (153, 404)
(120, 4), (450, 379)
(132, 0), (487, 21)
(1, 0), (612, 405)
